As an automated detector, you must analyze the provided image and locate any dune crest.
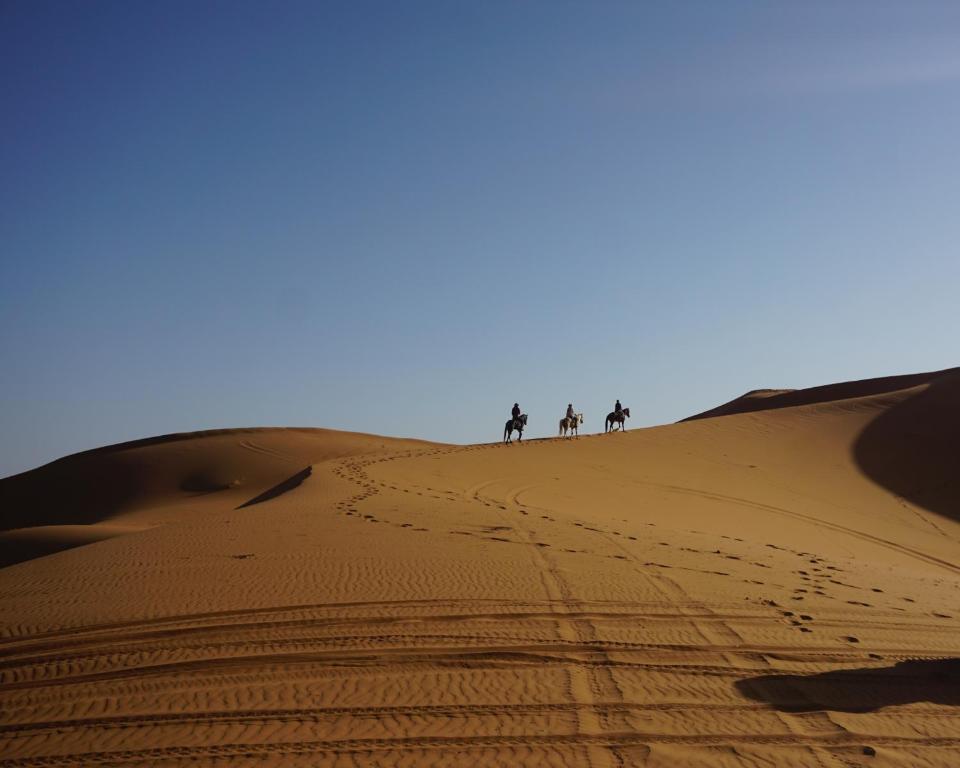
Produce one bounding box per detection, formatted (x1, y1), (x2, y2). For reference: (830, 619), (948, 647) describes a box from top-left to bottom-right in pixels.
(1, 371), (958, 767)
(0, 427), (437, 567)
(682, 366), (958, 421)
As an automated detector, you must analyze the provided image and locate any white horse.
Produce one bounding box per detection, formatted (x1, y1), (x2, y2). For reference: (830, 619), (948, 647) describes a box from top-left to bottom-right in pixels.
(559, 412), (584, 438)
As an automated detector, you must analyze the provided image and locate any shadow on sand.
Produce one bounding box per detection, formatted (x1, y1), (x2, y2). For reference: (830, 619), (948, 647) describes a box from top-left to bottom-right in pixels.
(0, 525), (132, 569)
(853, 371), (960, 524)
(237, 466), (312, 509)
(736, 658), (960, 713)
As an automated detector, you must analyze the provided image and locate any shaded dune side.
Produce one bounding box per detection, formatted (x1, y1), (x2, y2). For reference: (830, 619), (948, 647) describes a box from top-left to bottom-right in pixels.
(854, 371), (960, 522)
(236, 467), (313, 509)
(0, 427), (438, 531)
(682, 367), (958, 421)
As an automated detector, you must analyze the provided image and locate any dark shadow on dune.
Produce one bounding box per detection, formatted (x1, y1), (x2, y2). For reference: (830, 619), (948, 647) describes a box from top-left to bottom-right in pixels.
(179, 473), (237, 494)
(853, 371), (960, 523)
(0, 528), (122, 569)
(736, 658), (960, 713)
(0, 535), (84, 569)
(237, 466), (312, 509)
(0, 462), (142, 530)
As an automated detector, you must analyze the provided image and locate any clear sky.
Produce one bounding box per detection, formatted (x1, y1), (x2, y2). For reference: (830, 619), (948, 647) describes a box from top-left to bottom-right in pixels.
(2, 1), (959, 477)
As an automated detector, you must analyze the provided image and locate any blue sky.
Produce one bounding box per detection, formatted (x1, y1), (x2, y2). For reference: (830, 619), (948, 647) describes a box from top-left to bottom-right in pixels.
(2, 1), (959, 476)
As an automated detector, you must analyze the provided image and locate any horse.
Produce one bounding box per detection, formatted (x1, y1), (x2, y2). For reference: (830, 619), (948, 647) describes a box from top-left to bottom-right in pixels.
(504, 414), (528, 444)
(605, 407), (630, 432)
(559, 413), (584, 438)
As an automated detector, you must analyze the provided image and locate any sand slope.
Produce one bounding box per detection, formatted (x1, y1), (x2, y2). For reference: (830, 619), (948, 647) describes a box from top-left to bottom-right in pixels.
(1, 371), (959, 767)
(682, 366), (958, 421)
(0, 428), (435, 567)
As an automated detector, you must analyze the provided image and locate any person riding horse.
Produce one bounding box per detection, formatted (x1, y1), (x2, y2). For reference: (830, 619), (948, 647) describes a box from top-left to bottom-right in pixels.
(605, 400), (630, 432)
(566, 403), (575, 421)
(505, 405), (527, 443)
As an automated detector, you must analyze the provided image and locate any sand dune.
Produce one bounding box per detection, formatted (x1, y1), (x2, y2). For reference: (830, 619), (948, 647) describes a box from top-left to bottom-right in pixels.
(682, 366), (958, 421)
(1, 370), (958, 766)
(0, 428), (434, 567)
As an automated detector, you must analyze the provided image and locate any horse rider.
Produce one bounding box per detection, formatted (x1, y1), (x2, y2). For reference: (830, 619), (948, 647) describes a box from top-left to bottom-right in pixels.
(614, 399), (623, 417)
(566, 403), (575, 421)
(512, 403), (521, 424)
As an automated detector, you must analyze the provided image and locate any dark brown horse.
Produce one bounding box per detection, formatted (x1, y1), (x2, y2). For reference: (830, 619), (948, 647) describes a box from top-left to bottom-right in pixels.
(504, 414), (528, 443)
(605, 407), (630, 432)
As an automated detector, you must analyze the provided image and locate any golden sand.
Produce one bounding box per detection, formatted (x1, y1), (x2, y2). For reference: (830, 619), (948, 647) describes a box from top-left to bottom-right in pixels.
(1, 369), (958, 766)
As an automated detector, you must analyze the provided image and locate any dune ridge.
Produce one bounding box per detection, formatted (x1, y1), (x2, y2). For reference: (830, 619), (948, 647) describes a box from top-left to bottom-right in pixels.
(682, 366), (958, 421)
(0, 370), (958, 766)
(0, 427), (439, 567)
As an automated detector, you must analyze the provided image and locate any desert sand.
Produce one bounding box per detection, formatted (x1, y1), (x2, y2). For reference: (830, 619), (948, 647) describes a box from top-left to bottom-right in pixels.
(1, 368), (959, 767)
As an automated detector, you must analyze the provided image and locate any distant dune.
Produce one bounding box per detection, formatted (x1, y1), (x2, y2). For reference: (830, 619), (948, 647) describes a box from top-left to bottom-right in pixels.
(1, 369), (958, 767)
(681, 366), (958, 421)
(0, 428), (437, 567)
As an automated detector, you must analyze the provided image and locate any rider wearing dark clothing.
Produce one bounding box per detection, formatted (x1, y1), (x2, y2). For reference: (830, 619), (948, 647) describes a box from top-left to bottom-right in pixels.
(614, 399), (622, 415)
(512, 403), (521, 422)
(566, 404), (575, 420)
